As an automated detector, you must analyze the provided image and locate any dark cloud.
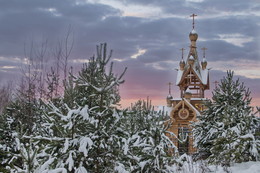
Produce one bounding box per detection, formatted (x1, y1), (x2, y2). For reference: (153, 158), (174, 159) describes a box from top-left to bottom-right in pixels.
(0, 0), (120, 57)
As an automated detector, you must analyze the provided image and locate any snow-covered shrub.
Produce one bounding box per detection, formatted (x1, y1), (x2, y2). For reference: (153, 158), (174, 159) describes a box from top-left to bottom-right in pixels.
(171, 154), (210, 173)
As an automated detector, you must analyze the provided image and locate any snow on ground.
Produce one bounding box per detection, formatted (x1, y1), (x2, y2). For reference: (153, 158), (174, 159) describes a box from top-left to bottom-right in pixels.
(172, 159), (260, 173)
(208, 161), (260, 173)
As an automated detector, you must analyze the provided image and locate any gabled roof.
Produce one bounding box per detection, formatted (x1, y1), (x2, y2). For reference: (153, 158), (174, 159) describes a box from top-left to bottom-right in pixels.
(183, 98), (201, 116)
(170, 98), (201, 117)
(176, 64), (209, 86)
(176, 50), (209, 86)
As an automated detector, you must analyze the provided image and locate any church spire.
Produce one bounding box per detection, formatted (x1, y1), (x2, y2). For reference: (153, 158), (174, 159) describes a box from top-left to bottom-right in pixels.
(180, 48), (185, 60)
(201, 47), (207, 58)
(189, 14), (198, 59)
(176, 14), (210, 98)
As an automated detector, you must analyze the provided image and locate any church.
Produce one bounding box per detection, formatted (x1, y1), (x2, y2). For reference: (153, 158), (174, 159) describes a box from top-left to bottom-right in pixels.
(166, 14), (210, 155)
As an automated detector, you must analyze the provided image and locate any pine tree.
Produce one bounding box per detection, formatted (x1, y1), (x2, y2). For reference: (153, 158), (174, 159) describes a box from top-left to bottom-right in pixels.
(0, 85), (46, 172)
(117, 100), (178, 172)
(34, 43), (127, 172)
(193, 71), (260, 166)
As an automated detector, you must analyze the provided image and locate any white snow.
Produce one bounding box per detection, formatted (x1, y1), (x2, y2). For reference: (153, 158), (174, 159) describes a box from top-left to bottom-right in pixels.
(75, 167), (88, 173)
(189, 55), (194, 60)
(230, 126), (240, 135)
(209, 161), (260, 173)
(78, 137), (93, 156)
(36, 158), (55, 172)
(240, 133), (255, 139)
(171, 157), (260, 173)
(190, 98), (207, 101)
(114, 162), (129, 173)
(122, 138), (129, 155)
(63, 138), (69, 153)
(171, 98), (182, 101)
(185, 87), (192, 93)
(167, 94), (173, 99)
(15, 137), (20, 150)
(48, 168), (67, 173)
(176, 70), (184, 85)
(80, 105), (89, 120)
(201, 69), (209, 85)
(191, 29), (197, 34)
(66, 152), (74, 171)
(139, 160), (149, 170)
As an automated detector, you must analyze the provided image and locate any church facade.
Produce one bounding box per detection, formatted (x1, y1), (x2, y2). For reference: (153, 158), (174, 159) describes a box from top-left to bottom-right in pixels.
(166, 14), (210, 155)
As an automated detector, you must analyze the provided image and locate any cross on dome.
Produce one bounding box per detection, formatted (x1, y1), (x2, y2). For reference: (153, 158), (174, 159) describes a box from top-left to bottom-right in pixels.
(168, 82), (172, 95)
(201, 47), (207, 58)
(180, 48), (185, 59)
(190, 13), (197, 29)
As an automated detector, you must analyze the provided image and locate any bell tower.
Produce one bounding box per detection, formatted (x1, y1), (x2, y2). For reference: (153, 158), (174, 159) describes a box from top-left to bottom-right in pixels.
(166, 14), (210, 155)
(176, 14), (209, 98)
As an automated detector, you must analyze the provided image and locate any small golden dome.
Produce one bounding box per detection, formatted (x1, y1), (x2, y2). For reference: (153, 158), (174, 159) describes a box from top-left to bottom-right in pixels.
(188, 55), (195, 65)
(189, 29), (198, 41)
(179, 59), (185, 70)
(167, 94), (173, 99)
(201, 58), (207, 70)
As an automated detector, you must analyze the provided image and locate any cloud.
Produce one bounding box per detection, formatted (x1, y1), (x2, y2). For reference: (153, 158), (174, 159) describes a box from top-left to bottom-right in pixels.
(0, 0), (121, 57)
(217, 34), (253, 47)
(0, 0), (259, 107)
(131, 48), (147, 59)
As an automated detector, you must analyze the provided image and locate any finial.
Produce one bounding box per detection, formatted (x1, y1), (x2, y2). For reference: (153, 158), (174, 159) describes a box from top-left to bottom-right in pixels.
(168, 82), (172, 95)
(201, 47), (207, 58)
(180, 48), (185, 59)
(190, 13), (197, 29)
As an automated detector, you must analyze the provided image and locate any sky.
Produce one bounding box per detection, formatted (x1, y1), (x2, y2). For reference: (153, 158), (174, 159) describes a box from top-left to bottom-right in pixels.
(0, 0), (259, 108)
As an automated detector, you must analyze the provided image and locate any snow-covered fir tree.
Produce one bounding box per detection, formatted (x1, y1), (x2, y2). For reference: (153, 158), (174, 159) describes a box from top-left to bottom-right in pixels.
(0, 85), (46, 172)
(117, 100), (178, 173)
(30, 43), (127, 172)
(193, 71), (260, 166)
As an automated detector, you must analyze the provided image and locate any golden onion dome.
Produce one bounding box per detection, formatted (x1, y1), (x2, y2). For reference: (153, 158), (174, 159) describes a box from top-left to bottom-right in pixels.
(179, 59), (185, 65)
(188, 55), (195, 65)
(201, 57), (207, 70)
(167, 94), (173, 99)
(189, 29), (198, 41)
